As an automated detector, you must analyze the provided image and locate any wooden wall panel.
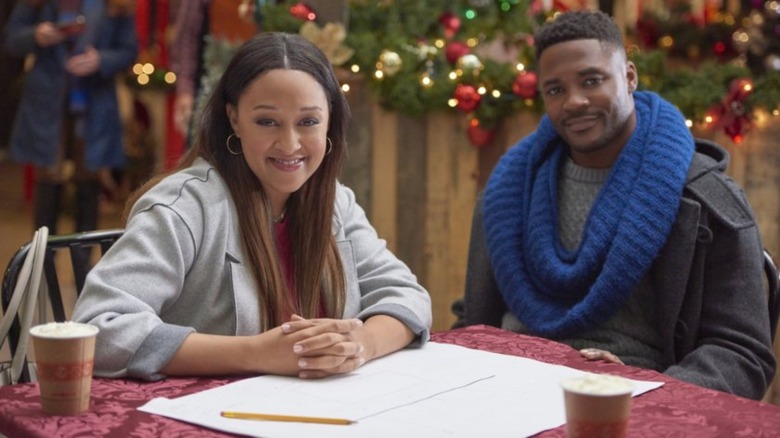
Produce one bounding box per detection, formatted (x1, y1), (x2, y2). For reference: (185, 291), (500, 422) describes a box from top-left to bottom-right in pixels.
(368, 104), (398, 251)
(395, 115), (428, 285)
(342, 73), (373, 210)
(423, 113), (479, 330)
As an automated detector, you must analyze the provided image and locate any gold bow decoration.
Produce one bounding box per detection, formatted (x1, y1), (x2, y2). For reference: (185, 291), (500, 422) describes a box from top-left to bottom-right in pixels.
(299, 21), (354, 67)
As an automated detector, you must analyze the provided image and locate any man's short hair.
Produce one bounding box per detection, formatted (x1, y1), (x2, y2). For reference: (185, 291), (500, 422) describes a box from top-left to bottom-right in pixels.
(534, 10), (624, 61)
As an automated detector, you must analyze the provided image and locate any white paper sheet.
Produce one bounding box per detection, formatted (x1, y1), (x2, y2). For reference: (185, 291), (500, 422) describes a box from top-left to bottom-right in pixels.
(139, 342), (663, 437)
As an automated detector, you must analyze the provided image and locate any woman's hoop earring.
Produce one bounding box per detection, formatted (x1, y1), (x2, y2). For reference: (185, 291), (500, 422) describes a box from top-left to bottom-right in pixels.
(226, 133), (243, 156)
(325, 137), (333, 155)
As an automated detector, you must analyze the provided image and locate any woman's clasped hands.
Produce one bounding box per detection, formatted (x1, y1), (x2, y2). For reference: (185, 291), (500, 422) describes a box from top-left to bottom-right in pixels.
(276, 314), (367, 379)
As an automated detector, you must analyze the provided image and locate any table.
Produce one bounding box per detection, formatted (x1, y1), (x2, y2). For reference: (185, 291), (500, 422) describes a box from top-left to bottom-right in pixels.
(1, 325), (779, 437)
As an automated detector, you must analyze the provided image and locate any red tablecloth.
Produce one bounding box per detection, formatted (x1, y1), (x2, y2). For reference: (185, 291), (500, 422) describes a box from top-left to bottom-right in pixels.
(1, 325), (779, 437)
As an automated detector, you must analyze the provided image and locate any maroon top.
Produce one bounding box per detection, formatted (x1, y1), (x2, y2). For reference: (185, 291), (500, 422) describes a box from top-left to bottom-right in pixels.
(1, 325), (778, 437)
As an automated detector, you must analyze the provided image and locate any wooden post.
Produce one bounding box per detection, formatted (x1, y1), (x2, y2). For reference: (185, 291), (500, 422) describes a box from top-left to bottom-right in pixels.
(370, 104), (398, 252)
(424, 113), (478, 330)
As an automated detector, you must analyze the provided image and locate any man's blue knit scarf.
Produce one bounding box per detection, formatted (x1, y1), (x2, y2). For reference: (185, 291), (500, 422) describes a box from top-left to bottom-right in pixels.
(482, 91), (694, 338)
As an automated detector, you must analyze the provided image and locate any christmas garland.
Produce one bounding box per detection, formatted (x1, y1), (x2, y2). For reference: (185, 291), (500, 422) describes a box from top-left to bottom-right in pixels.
(257, 1), (780, 146)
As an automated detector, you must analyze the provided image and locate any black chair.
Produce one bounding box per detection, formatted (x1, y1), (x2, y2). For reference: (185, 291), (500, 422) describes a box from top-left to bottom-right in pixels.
(765, 250), (779, 343)
(1, 229), (124, 383)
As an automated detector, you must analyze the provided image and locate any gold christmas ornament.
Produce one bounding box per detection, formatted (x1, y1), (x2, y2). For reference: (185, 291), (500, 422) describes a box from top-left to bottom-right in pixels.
(378, 50), (403, 76)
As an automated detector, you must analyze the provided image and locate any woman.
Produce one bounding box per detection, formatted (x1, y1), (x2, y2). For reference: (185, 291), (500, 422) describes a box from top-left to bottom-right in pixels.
(73, 33), (432, 381)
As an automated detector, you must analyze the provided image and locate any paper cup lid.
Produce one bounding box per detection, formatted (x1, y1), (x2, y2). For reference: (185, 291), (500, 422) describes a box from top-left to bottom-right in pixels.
(30, 322), (99, 339)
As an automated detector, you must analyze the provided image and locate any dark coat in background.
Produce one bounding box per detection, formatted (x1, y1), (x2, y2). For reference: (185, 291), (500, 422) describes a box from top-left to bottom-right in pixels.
(4, 0), (137, 170)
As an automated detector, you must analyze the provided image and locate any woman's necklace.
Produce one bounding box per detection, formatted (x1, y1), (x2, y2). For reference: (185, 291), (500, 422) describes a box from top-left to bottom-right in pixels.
(273, 209), (286, 223)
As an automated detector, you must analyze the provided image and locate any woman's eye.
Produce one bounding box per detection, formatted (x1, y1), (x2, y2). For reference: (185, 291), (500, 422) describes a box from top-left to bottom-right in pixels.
(256, 119), (277, 127)
(300, 118), (320, 127)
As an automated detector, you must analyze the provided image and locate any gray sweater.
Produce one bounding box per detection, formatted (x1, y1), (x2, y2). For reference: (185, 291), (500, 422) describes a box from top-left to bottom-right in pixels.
(73, 158), (432, 380)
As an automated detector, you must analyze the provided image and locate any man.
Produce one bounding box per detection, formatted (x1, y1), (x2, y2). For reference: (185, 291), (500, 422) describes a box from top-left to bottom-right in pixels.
(453, 10), (775, 400)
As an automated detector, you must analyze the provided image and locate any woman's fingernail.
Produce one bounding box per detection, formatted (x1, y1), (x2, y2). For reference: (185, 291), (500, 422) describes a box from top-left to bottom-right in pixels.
(357, 357), (366, 366)
(358, 344), (365, 353)
(355, 319), (364, 327)
(281, 323), (291, 333)
(298, 359), (308, 368)
(293, 344), (304, 353)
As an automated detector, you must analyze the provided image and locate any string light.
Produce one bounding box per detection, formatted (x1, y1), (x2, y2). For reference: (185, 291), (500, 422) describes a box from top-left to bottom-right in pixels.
(419, 72), (434, 88)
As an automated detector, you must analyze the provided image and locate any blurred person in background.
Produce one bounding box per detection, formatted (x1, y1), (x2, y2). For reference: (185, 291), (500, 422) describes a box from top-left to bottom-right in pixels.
(3, 0), (137, 234)
(170, 0), (257, 145)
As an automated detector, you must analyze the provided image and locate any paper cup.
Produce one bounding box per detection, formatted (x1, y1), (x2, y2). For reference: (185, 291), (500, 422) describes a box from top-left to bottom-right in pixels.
(30, 322), (99, 415)
(561, 373), (633, 438)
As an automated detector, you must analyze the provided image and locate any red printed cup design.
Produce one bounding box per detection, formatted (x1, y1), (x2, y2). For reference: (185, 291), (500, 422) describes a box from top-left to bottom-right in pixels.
(561, 373), (633, 438)
(35, 360), (95, 381)
(30, 322), (99, 415)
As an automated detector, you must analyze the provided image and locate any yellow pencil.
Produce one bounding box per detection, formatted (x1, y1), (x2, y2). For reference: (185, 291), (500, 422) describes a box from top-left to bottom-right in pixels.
(220, 411), (355, 425)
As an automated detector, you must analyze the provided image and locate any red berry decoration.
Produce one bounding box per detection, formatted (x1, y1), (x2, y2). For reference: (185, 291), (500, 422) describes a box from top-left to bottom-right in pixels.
(290, 2), (316, 21)
(438, 11), (461, 38)
(512, 71), (538, 99)
(445, 41), (471, 65)
(454, 84), (481, 113)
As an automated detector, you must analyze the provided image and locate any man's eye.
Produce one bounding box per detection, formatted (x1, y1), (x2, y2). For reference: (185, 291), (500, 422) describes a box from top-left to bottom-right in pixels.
(545, 87), (562, 96)
(584, 77), (604, 86)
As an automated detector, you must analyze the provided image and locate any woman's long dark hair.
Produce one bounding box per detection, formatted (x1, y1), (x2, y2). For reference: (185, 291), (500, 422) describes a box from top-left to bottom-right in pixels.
(127, 33), (350, 329)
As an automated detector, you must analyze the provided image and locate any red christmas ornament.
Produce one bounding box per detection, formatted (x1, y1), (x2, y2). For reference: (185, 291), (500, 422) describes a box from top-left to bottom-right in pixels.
(453, 84), (481, 113)
(445, 41), (470, 65)
(512, 71), (538, 99)
(724, 116), (749, 144)
(290, 2), (316, 21)
(635, 15), (660, 48)
(726, 77), (753, 102)
(711, 77), (753, 144)
(467, 118), (495, 148)
(438, 11), (461, 38)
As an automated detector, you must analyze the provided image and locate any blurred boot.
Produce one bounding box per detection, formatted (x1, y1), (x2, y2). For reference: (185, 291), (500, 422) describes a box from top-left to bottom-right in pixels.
(34, 182), (62, 235)
(75, 181), (100, 232)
